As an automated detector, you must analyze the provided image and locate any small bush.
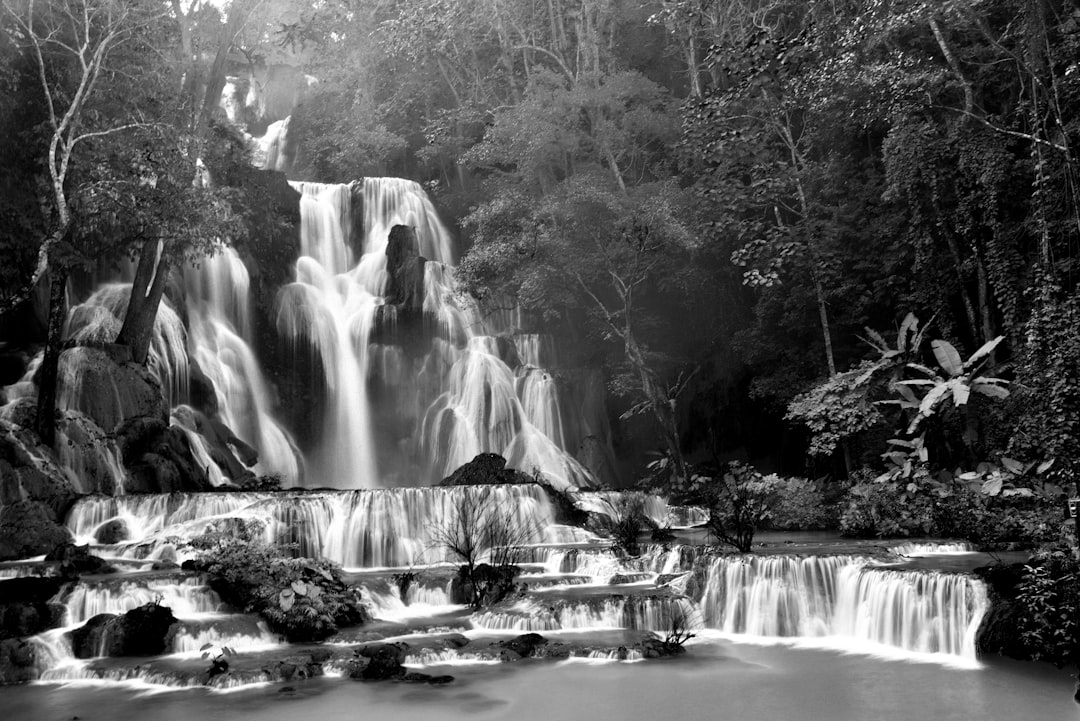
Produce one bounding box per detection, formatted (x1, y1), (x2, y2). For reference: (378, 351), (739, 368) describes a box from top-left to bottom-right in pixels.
(1014, 549), (1080, 667)
(188, 520), (368, 642)
(839, 480), (935, 538)
(767, 476), (838, 530)
(933, 490), (1061, 549)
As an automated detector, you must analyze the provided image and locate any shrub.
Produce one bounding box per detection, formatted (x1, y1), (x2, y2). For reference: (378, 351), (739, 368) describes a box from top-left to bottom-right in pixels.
(932, 490), (1061, 549)
(188, 520), (368, 642)
(767, 476), (838, 530)
(704, 462), (782, 552)
(1014, 549), (1080, 667)
(839, 479), (935, 538)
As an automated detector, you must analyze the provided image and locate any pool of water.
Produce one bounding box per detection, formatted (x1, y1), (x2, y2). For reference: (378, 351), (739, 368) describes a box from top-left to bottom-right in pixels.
(8, 639), (1075, 721)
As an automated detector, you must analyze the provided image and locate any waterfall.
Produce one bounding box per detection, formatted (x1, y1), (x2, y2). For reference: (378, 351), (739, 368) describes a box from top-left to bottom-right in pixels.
(275, 177), (593, 490)
(696, 555), (988, 661)
(183, 247), (300, 483)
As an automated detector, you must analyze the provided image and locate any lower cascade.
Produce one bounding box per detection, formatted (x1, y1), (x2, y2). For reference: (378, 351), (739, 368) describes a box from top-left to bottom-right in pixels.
(14, 486), (992, 689)
(698, 555), (987, 659)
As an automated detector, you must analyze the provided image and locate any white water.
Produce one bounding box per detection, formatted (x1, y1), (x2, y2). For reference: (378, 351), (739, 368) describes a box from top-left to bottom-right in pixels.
(697, 554), (987, 662)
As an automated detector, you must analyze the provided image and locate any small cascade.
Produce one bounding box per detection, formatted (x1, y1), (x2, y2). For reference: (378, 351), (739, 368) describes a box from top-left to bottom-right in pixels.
(170, 617), (281, 654)
(62, 577), (223, 625)
(890, 541), (975, 556)
(696, 554), (988, 661)
(66, 485), (576, 568)
(471, 596), (701, 633)
(832, 566), (987, 657)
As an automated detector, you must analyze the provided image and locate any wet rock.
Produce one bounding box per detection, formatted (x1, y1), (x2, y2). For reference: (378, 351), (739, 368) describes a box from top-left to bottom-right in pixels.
(356, 643), (408, 680)
(93, 519), (129, 545)
(68, 603), (179, 658)
(0, 500), (73, 562)
(0, 637), (38, 685)
(499, 633), (547, 658)
(499, 649), (523, 662)
(45, 543), (116, 576)
(310, 648), (333, 663)
(443, 633), (470, 649)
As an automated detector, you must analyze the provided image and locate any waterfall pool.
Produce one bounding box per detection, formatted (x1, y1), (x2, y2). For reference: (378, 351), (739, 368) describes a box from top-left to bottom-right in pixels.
(7, 639), (1074, 721)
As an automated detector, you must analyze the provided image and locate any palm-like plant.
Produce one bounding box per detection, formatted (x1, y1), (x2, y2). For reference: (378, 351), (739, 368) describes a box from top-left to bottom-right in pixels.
(897, 335), (1009, 435)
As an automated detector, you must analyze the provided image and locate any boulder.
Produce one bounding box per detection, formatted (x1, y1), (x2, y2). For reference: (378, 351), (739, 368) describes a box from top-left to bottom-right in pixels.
(57, 347), (168, 432)
(0, 501), (72, 562)
(356, 642), (409, 681)
(45, 543), (115, 575)
(499, 633), (547, 658)
(94, 519), (129, 545)
(439, 453), (533, 487)
(67, 603), (179, 658)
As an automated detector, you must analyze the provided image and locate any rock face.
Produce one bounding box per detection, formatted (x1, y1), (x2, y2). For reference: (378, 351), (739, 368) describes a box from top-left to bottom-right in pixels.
(68, 603), (179, 659)
(0, 500), (72, 562)
(57, 346), (168, 433)
(384, 225), (427, 313)
(0, 419), (78, 518)
(114, 417), (211, 493)
(53, 411), (123, 495)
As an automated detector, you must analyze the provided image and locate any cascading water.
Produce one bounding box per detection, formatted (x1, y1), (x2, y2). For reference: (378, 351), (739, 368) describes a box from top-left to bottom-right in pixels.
(65, 485), (595, 569)
(696, 554), (988, 662)
(183, 247), (300, 483)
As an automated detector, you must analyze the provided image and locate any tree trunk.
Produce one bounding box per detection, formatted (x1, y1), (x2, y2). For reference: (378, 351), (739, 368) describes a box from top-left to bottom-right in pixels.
(35, 267), (70, 447)
(116, 239), (171, 364)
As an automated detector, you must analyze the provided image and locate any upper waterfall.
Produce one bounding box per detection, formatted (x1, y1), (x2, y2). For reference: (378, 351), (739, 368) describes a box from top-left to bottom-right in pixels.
(276, 176), (594, 490)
